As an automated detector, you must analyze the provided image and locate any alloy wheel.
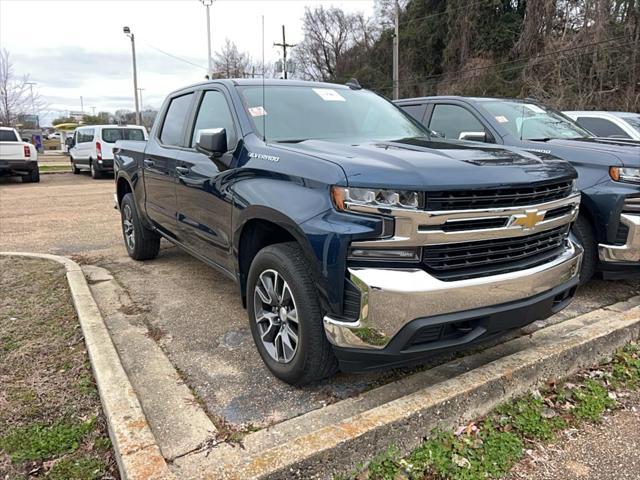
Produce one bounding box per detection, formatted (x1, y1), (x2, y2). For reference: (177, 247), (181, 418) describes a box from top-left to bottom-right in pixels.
(253, 269), (299, 363)
(122, 204), (136, 251)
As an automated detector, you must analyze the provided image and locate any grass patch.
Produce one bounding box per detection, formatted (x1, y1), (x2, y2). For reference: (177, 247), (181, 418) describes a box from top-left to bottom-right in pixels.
(0, 419), (94, 462)
(39, 164), (71, 173)
(0, 257), (119, 478)
(341, 342), (640, 480)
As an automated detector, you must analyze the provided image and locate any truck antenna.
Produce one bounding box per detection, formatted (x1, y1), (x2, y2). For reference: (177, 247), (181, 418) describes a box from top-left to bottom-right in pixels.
(262, 15), (266, 143)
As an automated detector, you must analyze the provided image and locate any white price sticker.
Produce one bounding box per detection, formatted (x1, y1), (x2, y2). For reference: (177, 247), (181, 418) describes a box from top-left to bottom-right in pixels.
(312, 88), (346, 102)
(248, 106), (267, 117)
(495, 115), (509, 123)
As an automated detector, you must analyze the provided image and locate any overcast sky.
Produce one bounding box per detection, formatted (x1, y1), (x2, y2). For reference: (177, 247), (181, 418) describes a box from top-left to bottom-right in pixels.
(0, 0), (374, 126)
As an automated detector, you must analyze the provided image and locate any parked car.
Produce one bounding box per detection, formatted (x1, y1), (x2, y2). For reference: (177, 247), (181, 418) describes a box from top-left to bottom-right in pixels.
(0, 126), (39, 183)
(114, 80), (582, 384)
(396, 96), (640, 283)
(67, 125), (147, 178)
(563, 111), (640, 141)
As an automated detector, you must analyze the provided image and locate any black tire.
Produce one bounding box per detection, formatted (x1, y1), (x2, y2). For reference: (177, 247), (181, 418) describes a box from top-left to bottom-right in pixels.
(90, 160), (101, 179)
(572, 213), (597, 285)
(21, 167), (40, 183)
(71, 157), (80, 174)
(247, 242), (338, 385)
(120, 193), (160, 260)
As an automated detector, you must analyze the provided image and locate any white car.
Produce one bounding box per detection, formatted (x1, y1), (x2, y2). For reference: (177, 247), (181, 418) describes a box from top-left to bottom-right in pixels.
(563, 111), (640, 140)
(68, 124), (147, 179)
(0, 126), (39, 183)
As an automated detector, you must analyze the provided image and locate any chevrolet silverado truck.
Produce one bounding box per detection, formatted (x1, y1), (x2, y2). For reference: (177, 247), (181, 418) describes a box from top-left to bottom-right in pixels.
(397, 97), (640, 282)
(114, 80), (583, 385)
(0, 126), (39, 182)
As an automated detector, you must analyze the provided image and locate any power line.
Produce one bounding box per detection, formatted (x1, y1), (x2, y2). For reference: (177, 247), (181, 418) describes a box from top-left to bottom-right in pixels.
(399, 0), (497, 28)
(368, 35), (629, 91)
(143, 42), (209, 71)
(368, 39), (636, 93)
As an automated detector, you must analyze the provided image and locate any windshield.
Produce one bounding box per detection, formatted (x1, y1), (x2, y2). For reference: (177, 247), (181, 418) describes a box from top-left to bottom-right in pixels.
(481, 100), (591, 140)
(102, 128), (145, 143)
(238, 85), (427, 143)
(620, 114), (640, 133)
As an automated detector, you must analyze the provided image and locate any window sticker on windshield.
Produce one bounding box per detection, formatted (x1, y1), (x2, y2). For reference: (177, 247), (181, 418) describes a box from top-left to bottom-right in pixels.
(495, 115), (509, 123)
(248, 106), (267, 117)
(312, 88), (346, 102)
(524, 104), (545, 114)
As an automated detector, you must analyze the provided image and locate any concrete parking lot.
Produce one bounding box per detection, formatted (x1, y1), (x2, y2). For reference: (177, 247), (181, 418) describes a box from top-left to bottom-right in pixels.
(2, 172), (639, 429)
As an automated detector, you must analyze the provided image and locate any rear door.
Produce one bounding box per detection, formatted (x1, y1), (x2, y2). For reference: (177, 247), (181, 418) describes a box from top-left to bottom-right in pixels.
(175, 88), (239, 272)
(76, 128), (95, 165)
(144, 92), (195, 238)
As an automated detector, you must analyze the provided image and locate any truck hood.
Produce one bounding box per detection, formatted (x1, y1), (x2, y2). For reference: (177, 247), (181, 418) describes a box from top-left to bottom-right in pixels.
(279, 138), (575, 190)
(535, 138), (640, 168)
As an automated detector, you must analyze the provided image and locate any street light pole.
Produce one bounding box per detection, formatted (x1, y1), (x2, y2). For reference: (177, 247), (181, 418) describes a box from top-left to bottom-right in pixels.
(25, 81), (36, 115)
(123, 26), (141, 125)
(137, 88), (145, 110)
(392, 0), (400, 100)
(200, 0), (214, 78)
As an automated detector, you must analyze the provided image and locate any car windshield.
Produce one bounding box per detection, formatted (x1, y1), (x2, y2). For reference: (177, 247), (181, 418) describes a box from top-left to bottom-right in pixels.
(619, 114), (640, 133)
(238, 85), (428, 143)
(101, 128), (145, 143)
(481, 100), (591, 140)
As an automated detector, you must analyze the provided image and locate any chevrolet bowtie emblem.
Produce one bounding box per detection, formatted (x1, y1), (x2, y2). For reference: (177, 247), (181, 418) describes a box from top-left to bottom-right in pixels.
(510, 209), (546, 230)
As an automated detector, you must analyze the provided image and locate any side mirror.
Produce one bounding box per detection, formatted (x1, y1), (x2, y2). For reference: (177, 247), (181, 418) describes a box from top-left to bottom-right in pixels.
(458, 131), (487, 142)
(196, 128), (227, 158)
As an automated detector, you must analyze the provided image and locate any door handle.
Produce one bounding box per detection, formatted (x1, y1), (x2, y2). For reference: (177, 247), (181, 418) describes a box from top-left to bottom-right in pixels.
(143, 159), (155, 168)
(176, 166), (190, 175)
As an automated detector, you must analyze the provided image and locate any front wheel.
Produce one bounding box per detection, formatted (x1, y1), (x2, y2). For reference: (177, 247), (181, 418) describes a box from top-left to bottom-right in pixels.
(21, 167), (40, 183)
(572, 213), (597, 285)
(71, 157), (80, 174)
(120, 193), (160, 260)
(247, 242), (338, 385)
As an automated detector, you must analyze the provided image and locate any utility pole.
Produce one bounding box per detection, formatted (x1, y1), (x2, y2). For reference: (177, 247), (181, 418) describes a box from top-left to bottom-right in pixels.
(200, 0), (214, 78)
(137, 88), (145, 110)
(91, 106), (96, 116)
(25, 81), (36, 115)
(274, 25), (295, 79)
(123, 26), (141, 125)
(392, 0), (400, 100)
(80, 95), (84, 113)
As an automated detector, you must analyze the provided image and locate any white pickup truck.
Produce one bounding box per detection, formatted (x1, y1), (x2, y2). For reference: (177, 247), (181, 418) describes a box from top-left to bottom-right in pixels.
(0, 126), (39, 182)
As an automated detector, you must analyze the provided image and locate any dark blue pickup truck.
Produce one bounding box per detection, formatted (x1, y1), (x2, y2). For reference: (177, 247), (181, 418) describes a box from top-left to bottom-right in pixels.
(114, 80), (583, 384)
(396, 96), (640, 283)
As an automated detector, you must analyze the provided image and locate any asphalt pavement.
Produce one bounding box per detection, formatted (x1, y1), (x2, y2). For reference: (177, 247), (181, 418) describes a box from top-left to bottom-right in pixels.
(1, 172), (639, 427)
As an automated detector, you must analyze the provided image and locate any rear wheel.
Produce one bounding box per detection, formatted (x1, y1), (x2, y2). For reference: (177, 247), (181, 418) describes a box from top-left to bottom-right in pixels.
(90, 160), (101, 179)
(572, 213), (597, 285)
(71, 156), (80, 174)
(120, 193), (160, 260)
(247, 242), (338, 385)
(21, 167), (40, 183)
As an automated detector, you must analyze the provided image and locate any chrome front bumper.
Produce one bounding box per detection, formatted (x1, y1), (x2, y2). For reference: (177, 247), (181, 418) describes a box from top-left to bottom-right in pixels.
(324, 240), (583, 350)
(599, 214), (640, 263)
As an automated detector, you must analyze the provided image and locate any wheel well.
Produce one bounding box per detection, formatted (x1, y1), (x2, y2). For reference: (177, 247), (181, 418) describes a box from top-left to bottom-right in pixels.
(117, 177), (133, 206)
(238, 219), (296, 306)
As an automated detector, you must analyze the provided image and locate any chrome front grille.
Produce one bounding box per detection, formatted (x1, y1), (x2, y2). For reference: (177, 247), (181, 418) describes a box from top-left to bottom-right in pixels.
(422, 225), (570, 281)
(425, 180), (574, 211)
(623, 196), (640, 214)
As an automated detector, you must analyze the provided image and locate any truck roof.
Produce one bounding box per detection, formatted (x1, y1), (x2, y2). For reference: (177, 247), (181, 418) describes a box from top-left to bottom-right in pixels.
(169, 78), (354, 96)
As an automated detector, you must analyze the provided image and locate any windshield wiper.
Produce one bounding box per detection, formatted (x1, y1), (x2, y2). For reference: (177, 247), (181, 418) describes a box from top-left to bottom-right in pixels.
(528, 137), (553, 142)
(275, 139), (309, 144)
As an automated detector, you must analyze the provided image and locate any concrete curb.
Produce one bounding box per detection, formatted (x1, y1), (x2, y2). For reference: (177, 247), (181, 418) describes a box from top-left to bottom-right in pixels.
(174, 297), (640, 479)
(1, 252), (174, 480)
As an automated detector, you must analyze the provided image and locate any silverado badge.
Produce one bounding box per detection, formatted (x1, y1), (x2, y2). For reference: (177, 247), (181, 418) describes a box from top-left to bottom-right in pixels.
(509, 209), (546, 231)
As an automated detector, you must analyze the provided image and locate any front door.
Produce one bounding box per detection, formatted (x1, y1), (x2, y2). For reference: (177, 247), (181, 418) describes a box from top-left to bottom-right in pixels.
(175, 89), (239, 272)
(144, 92), (195, 238)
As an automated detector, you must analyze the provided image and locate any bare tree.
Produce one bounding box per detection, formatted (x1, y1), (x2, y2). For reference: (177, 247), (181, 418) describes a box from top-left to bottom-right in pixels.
(0, 49), (34, 126)
(212, 39), (254, 78)
(294, 6), (377, 82)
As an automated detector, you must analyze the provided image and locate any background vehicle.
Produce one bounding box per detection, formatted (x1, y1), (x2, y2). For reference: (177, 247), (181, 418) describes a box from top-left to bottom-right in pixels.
(397, 96), (640, 282)
(67, 125), (147, 178)
(564, 111), (640, 140)
(114, 80), (582, 385)
(0, 126), (39, 183)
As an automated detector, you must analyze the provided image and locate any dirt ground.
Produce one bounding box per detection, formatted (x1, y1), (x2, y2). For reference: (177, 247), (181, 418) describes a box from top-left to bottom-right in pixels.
(1, 173), (639, 428)
(0, 256), (119, 479)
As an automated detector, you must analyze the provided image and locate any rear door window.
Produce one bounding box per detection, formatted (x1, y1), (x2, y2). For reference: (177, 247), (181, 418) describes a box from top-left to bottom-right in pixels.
(0, 130), (18, 141)
(78, 129), (95, 143)
(575, 117), (630, 138)
(102, 128), (146, 143)
(160, 93), (194, 146)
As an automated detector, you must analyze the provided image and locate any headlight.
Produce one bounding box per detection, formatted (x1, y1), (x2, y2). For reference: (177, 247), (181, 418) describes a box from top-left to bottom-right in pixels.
(610, 167), (640, 185)
(571, 179), (578, 192)
(331, 186), (420, 211)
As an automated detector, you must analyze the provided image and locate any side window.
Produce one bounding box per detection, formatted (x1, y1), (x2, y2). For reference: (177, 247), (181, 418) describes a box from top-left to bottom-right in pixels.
(576, 117), (630, 138)
(429, 104), (486, 140)
(401, 104), (427, 123)
(160, 93), (194, 146)
(191, 90), (237, 148)
(78, 129), (94, 143)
